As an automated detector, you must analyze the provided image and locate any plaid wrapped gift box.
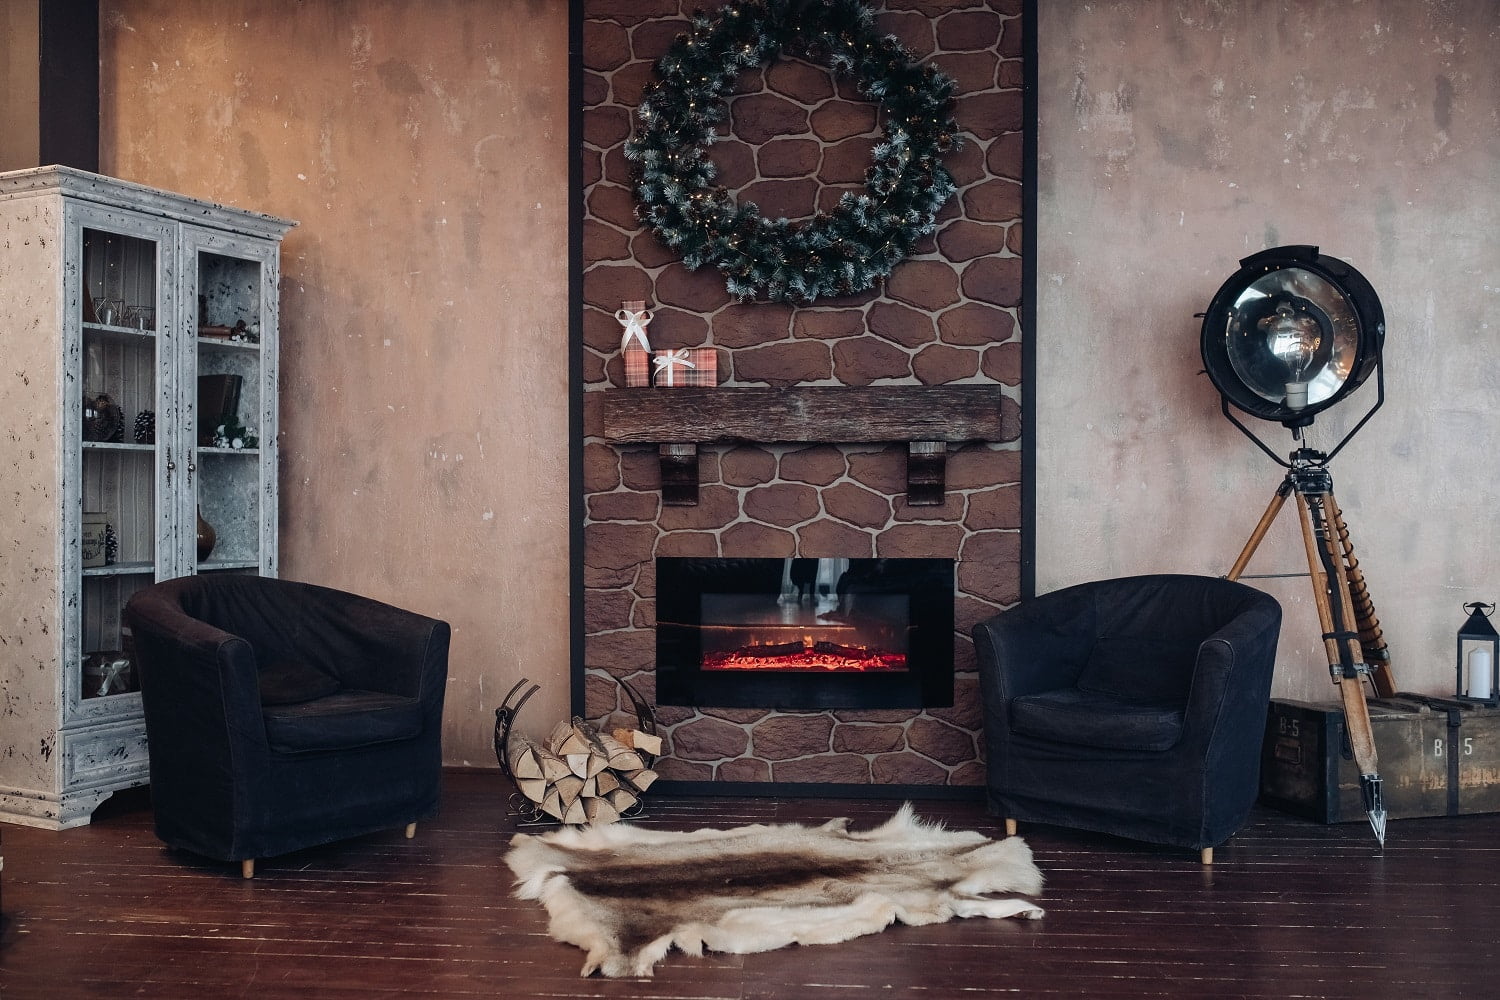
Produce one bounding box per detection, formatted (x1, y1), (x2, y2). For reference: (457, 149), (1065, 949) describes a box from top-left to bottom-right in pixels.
(617, 299), (654, 387)
(652, 347), (717, 387)
(623, 347), (653, 387)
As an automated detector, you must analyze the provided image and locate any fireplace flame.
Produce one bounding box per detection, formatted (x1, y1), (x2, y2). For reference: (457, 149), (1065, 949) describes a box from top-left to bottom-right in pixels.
(703, 638), (906, 674)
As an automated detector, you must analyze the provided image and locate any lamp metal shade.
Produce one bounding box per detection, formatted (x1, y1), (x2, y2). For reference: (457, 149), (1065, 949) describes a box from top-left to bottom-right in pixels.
(1201, 245), (1384, 427)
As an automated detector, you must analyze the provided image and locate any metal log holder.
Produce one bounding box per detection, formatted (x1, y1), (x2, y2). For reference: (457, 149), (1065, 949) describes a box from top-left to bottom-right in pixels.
(493, 677), (659, 827)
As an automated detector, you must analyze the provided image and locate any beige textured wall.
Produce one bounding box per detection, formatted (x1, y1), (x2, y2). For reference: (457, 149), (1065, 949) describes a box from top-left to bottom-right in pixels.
(98, 0), (572, 764)
(1037, 1), (1500, 701)
(0, 0), (42, 170)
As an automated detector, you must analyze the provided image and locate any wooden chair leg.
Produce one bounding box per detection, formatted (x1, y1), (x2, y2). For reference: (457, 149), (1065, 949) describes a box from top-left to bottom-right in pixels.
(241, 859), (256, 879)
(1004, 818), (1018, 836)
(404, 822), (417, 839)
(1200, 847), (1213, 865)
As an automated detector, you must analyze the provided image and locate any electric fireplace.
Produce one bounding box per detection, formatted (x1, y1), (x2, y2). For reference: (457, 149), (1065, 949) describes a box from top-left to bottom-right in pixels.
(656, 557), (954, 710)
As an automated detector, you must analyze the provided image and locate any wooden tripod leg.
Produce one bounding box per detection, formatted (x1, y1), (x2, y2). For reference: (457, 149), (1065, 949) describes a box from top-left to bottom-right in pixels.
(1226, 485), (1292, 581)
(1294, 494), (1343, 668)
(1337, 666), (1382, 780)
(1296, 492), (1375, 764)
(1298, 492), (1386, 842)
(1326, 491), (1398, 698)
(1309, 494), (1368, 679)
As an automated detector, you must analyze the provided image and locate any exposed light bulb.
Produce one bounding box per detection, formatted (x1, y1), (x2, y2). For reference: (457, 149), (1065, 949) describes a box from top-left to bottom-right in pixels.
(1259, 300), (1322, 410)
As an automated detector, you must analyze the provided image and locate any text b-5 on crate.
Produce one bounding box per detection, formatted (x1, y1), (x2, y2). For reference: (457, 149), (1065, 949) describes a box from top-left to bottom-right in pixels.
(1260, 695), (1500, 823)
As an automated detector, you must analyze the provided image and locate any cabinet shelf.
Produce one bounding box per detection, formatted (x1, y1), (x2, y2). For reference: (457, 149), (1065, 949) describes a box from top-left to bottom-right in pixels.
(82, 441), (154, 453)
(197, 336), (262, 352)
(199, 559), (261, 572)
(198, 445), (262, 456)
(82, 561), (154, 578)
(83, 323), (156, 342)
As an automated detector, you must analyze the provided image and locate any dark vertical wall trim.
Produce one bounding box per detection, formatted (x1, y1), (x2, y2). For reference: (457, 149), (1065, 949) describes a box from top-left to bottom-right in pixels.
(568, 0), (586, 716)
(1020, 0), (1037, 600)
(39, 0), (98, 170)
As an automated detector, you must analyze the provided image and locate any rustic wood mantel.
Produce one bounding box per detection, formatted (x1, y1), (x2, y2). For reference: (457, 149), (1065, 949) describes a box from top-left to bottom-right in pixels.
(600, 386), (1008, 505)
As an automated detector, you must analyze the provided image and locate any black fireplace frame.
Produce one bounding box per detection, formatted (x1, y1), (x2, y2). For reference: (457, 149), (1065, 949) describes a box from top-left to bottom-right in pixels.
(655, 557), (954, 711)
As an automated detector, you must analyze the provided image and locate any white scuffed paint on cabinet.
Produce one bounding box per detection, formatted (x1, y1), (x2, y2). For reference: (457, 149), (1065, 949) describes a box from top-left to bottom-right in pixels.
(0, 166), (293, 828)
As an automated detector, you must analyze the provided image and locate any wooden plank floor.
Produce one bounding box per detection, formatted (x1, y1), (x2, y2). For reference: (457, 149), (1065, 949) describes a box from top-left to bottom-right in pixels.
(1, 771), (1496, 999)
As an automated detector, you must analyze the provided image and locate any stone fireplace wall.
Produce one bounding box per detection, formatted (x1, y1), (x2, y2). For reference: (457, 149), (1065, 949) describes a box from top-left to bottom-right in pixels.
(581, 0), (1023, 786)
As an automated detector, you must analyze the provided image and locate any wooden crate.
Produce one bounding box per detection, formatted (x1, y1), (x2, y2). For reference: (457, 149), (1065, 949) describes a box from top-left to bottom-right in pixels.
(1260, 694), (1500, 823)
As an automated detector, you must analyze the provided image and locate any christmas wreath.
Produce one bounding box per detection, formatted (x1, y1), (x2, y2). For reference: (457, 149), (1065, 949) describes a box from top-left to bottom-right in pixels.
(624, 0), (960, 304)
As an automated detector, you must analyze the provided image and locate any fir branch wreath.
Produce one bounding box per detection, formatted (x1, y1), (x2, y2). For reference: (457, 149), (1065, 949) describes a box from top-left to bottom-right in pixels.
(624, 0), (961, 304)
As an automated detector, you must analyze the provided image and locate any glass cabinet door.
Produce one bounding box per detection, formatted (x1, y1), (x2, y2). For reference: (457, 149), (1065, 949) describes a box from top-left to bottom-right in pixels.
(74, 224), (172, 710)
(185, 232), (277, 578)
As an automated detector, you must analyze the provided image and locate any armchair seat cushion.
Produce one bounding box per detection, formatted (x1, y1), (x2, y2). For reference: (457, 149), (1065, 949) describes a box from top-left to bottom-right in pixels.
(1010, 689), (1185, 752)
(263, 690), (424, 754)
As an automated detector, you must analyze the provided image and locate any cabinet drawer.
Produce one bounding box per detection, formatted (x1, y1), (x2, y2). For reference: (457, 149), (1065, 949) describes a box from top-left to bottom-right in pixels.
(62, 722), (150, 789)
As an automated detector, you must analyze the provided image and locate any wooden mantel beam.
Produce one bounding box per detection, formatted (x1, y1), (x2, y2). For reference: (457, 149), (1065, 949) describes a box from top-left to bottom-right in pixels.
(599, 386), (1009, 506)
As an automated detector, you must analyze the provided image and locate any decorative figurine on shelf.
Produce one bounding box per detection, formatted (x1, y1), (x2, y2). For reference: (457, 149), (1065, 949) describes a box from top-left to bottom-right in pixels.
(196, 506), (216, 562)
(212, 416), (259, 450)
(83, 393), (124, 442)
(81, 512), (109, 568)
(229, 319), (259, 344)
(616, 299), (654, 387)
(82, 651), (136, 698)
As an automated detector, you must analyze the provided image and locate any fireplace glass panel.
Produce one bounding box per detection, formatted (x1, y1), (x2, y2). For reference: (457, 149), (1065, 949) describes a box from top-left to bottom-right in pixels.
(657, 557), (953, 710)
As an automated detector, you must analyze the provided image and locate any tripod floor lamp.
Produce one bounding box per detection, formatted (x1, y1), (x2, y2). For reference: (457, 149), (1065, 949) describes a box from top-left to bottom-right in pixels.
(1199, 244), (1393, 845)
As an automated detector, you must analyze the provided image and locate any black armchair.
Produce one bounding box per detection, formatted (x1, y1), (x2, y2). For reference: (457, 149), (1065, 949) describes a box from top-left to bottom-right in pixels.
(124, 574), (450, 877)
(973, 574), (1282, 862)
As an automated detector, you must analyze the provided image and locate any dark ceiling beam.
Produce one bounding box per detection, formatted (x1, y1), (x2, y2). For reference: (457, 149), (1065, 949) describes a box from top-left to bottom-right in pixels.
(1, 0), (98, 171)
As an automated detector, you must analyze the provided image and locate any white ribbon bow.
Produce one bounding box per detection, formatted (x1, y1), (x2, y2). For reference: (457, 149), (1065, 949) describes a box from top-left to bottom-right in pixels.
(96, 656), (131, 696)
(652, 348), (697, 386)
(615, 306), (653, 352)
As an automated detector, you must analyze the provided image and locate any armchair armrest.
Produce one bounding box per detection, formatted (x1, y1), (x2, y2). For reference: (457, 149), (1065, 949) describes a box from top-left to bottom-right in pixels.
(125, 586), (270, 761)
(1181, 596), (1282, 744)
(974, 590), (1097, 701)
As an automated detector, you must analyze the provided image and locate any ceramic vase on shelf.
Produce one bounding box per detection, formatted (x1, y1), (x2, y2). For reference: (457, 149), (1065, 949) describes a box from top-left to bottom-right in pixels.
(196, 506), (216, 562)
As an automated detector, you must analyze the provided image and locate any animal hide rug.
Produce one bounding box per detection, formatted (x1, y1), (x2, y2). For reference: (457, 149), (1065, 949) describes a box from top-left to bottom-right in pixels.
(504, 804), (1045, 977)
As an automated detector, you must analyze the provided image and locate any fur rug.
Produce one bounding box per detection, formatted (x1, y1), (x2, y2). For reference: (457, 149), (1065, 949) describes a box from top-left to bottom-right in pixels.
(504, 804), (1045, 977)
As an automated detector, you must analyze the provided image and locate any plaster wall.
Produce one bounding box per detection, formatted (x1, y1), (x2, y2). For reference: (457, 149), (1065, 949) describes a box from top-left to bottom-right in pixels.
(0, 0), (42, 170)
(1036, 1), (1500, 702)
(97, 0), (573, 764)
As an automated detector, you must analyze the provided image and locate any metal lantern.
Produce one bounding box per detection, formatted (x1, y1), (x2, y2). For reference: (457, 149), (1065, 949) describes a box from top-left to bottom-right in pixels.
(1456, 602), (1499, 706)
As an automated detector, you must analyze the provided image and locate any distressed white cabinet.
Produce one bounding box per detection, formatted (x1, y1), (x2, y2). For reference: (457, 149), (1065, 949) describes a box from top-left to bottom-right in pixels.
(0, 167), (294, 828)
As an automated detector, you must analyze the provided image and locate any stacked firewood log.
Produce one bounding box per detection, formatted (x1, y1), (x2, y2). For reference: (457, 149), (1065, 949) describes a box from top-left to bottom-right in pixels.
(505, 718), (661, 826)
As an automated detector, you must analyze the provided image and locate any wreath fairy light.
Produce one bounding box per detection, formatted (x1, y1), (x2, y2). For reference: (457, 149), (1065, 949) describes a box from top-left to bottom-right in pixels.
(623, 0), (962, 304)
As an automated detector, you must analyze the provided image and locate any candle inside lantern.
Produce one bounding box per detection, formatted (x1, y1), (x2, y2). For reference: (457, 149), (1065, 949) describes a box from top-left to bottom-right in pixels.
(1469, 648), (1493, 700)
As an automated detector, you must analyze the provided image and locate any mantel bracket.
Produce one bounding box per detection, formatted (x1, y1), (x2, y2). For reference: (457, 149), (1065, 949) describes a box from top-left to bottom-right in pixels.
(659, 444), (699, 506)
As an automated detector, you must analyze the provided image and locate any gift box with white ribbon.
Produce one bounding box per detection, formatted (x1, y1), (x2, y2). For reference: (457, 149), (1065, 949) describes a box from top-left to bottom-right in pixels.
(652, 347), (717, 387)
(616, 300), (654, 387)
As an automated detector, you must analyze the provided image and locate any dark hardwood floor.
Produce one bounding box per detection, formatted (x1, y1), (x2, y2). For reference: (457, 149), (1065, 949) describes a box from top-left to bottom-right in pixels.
(1, 771), (1495, 999)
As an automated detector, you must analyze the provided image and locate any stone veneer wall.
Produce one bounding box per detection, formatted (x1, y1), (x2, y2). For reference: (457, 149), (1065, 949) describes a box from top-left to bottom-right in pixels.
(581, 0), (1023, 786)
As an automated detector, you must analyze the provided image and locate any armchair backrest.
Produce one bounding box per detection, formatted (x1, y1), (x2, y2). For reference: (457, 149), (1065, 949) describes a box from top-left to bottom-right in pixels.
(1067, 575), (1279, 704)
(128, 574), (450, 703)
